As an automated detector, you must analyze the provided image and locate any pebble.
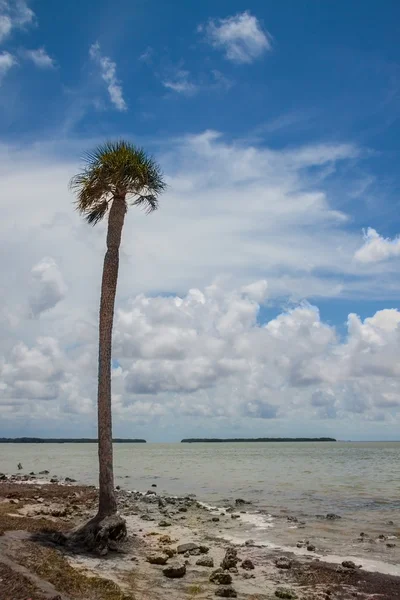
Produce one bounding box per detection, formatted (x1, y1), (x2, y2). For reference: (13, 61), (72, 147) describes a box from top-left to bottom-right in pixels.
(275, 557), (292, 570)
(177, 542), (199, 554)
(342, 561), (356, 569)
(241, 559), (255, 570)
(275, 588), (297, 599)
(158, 520), (171, 527)
(215, 587), (237, 597)
(146, 554), (169, 565)
(196, 556), (214, 567)
(162, 561), (186, 578)
(210, 571), (232, 585)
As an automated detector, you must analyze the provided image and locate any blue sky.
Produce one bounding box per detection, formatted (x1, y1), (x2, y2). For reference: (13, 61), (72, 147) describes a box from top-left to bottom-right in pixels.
(1, 1), (400, 440)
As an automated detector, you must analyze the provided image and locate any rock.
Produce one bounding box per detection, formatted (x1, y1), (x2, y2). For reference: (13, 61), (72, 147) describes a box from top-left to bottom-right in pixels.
(307, 544), (316, 552)
(177, 542), (199, 554)
(221, 547), (239, 570)
(212, 517), (220, 522)
(378, 534), (386, 540)
(196, 556), (214, 567)
(164, 547), (176, 558)
(296, 543), (303, 548)
(147, 553), (169, 565)
(342, 561), (356, 569)
(229, 567), (238, 574)
(244, 539), (254, 546)
(326, 513), (341, 520)
(158, 520), (171, 528)
(0, 473), (7, 480)
(158, 498), (167, 509)
(231, 514), (240, 519)
(141, 514), (155, 521)
(152, 484), (157, 487)
(159, 534), (172, 544)
(199, 545), (209, 554)
(241, 559), (255, 570)
(163, 561), (186, 578)
(275, 588), (297, 599)
(215, 587), (237, 598)
(29, 471), (35, 476)
(65, 477), (76, 483)
(235, 498), (249, 505)
(50, 478), (58, 483)
(386, 520), (395, 525)
(287, 516), (298, 523)
(17, 463), (23, 470)
(178, 506), (188, 512)
(210, 571), (233, 585)
(115, 485), (120, 490)
(275, 557), (291, 570)
(39, 470), (49, 475)
(243, 572), (255, 579)
(387, 543), (396, 548)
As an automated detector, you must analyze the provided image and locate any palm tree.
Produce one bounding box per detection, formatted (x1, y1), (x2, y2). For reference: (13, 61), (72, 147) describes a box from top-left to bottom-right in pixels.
(70, 141), (165, 550)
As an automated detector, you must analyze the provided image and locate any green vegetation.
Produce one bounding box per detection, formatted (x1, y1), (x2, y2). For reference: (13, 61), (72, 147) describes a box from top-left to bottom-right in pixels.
(181, 437), (336, 443)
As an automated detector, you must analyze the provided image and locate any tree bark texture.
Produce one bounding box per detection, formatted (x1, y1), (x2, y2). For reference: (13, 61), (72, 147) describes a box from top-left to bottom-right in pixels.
(97, 195), (126, 518)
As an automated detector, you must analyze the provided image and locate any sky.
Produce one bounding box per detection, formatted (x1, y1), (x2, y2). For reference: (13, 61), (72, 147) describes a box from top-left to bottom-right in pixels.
(1, 1), (400, 441)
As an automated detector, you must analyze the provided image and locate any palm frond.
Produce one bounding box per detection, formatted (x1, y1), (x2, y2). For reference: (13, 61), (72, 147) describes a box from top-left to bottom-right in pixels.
(85, 200), (110, 225)
(69, 140), (166, 225)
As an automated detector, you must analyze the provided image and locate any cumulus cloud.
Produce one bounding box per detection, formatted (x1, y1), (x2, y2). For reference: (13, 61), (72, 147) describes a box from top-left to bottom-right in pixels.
(0, 50), (15, 83)
(200, 11), (272, 64)
(0, 0), (34, 43)
(25, 47), (55, 69)
(89, 42), (127, 111)
(28, 257), (67, 318)
(2, 279), (400, 437)
(354, 227), (400, 264)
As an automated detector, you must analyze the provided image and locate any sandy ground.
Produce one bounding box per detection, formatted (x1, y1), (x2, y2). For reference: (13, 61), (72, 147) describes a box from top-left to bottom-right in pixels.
(0, 476), (399, 600)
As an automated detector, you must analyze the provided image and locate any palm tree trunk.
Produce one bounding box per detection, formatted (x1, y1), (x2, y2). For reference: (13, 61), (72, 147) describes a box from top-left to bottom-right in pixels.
(97, 195), (126, 518)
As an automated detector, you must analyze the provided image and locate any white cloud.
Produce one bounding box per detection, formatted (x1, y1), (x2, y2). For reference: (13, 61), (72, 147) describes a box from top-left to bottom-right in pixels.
(200, 11), (272, 64)
(354, 227), (400, 264)
(0, 50), (15, 83)
(25, 47), (55, 69)
(0, 133), (400, 437)
(2, 277), (400, 436)
(163, 69), (198, 96)
(28, 257), (67, 318)
(0, 0), (34, 43)
(89, 42), (127, 111)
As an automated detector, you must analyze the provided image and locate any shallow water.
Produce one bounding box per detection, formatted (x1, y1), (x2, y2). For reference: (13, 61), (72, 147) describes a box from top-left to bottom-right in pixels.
(1, 441), (399, 566)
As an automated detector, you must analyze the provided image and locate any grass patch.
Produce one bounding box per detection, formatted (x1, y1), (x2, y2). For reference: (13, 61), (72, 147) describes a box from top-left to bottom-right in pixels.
(14, 542), (135, 600)
(186, 584), (203, 596)
(0, 501), (67, 536)
(0, 562), (46, 600)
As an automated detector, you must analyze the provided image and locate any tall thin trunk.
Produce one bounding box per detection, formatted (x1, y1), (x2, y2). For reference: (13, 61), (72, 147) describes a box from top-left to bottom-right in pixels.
(97, 195), (126, 518)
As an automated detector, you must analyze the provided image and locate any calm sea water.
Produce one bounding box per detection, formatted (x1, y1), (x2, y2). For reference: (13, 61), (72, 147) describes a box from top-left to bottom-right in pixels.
(1, 442), (399, 565)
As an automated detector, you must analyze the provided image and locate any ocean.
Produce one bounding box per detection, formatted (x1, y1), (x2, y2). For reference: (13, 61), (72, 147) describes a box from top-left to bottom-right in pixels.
(1, 441), (399, 569)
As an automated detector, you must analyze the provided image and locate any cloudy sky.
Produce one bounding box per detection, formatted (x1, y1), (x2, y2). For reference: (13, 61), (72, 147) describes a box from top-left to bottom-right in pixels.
(1, 1), (400, 441)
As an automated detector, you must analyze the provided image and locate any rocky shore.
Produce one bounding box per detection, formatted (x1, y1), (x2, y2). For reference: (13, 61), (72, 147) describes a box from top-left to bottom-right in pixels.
(0, 473), (399, 600)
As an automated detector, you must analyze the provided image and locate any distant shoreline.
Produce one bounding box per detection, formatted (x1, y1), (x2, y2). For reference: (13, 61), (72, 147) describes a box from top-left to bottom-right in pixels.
(181, 437), (336, 443)
(0, 438), (146, 444)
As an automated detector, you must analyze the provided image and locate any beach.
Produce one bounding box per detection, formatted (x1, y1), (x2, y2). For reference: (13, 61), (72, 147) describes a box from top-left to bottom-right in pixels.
(0, 467), (399, 600)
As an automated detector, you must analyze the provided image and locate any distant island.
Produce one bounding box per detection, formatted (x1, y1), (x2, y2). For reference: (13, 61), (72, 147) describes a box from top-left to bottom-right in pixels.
(181, 437), (336, 443)
(0, 438), (146, 443)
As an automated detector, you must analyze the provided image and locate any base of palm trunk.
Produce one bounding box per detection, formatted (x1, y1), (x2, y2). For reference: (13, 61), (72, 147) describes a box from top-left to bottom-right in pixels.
(67, 513), (127, 555)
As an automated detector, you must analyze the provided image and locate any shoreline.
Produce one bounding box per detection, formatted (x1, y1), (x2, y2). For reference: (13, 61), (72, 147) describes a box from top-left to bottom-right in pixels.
(0, 473), (399, 599)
